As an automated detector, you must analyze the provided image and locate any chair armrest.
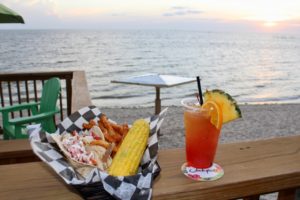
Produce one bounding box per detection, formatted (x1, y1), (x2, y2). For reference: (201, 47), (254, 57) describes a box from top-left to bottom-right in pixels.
(0, 102), (39, 113)
(9, 109), (59, 125)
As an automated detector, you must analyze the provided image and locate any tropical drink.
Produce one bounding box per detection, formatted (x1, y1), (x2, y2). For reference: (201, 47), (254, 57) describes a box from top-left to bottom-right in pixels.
(182, 98), (222, 168)
(181, 89), (242, 181)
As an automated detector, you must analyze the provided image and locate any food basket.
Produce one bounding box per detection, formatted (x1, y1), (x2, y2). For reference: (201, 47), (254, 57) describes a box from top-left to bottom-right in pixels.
(28, 105), (167, 200)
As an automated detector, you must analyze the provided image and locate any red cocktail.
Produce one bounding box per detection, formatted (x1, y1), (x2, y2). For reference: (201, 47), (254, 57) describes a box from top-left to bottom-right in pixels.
(182, 98), (222, 169)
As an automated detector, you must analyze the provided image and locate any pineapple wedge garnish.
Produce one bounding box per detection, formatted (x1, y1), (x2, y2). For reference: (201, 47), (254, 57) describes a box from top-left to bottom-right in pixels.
(203, 89), (242, 123)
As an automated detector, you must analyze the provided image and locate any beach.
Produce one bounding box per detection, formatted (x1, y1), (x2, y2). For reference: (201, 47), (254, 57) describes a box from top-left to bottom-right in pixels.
(101, 103), (300, 149)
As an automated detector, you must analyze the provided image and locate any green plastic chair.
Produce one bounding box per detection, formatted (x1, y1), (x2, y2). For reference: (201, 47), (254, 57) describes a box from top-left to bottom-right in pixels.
(0, 77), (61, 139)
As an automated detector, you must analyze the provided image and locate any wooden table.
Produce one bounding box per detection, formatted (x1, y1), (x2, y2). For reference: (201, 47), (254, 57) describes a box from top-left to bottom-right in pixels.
(0, 139), (39, 164)
(1, 135), (300, 199)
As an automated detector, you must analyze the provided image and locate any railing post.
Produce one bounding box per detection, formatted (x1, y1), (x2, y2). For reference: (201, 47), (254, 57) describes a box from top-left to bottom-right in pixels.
(243, 195), (260, 200)
(278, 188), (297, 200)
(66, 76), (72, 116)
(0, 81), (4, 107)
(71, 71), (92, 113)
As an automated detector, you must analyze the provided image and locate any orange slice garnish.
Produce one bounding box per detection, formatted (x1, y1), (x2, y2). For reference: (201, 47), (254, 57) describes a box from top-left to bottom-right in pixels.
(202, 100), (223, 130)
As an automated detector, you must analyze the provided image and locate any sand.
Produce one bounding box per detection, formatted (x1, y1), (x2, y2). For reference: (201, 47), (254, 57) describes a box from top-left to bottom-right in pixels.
(101, 103), (300, 149)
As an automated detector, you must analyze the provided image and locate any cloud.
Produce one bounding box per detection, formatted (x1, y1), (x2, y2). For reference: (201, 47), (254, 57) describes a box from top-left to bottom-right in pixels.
(111, 13), (128, 17)
(171, 6), (186, 10)
(163, 6), (203, 17)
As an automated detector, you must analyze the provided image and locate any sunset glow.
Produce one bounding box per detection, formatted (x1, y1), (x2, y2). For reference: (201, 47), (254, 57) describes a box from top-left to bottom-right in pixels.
(263, 21), (278, 27)
(1, 0), (300, 32)
(246, 12), (290, 28)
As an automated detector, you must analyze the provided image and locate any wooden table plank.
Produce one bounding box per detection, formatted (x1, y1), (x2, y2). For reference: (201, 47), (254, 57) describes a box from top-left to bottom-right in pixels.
(0, 135), (299, 199)
(0, 139), (39, 164)
(153, 135), (300, 199)
(0, 162), (81, 200)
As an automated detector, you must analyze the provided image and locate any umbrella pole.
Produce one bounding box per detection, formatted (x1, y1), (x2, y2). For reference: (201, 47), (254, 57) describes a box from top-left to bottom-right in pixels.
(155, 87), (162, 136)
(155, 87), (161, 115)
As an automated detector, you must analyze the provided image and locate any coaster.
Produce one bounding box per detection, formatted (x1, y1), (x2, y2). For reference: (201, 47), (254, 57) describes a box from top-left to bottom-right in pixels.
(181, 162), (224, 181)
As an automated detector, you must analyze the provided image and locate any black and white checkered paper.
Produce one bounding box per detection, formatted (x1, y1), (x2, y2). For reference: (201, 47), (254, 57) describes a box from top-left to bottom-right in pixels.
(28, 105), (167, 200)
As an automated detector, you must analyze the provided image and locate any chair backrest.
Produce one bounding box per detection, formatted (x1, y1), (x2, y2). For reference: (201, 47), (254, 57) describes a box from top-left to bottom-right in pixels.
(39, 77), (61, 114)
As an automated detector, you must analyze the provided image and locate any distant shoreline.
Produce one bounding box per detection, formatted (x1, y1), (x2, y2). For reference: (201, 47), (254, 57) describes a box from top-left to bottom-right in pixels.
(97, 102), (300, 109)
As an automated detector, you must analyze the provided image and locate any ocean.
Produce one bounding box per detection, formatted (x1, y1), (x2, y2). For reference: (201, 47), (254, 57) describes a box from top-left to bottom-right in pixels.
(0, 30), (300, 108)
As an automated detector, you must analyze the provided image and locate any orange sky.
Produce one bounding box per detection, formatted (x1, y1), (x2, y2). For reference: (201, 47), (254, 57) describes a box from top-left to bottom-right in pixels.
(2, 0), (300, 32)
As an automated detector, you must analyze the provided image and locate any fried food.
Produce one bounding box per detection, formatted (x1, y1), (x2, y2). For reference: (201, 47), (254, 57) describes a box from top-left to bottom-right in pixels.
(98, 114), (127, 143)
(90, 140), (118, 153)
(110, 123), (129, 136)
(78, 113), (130, 160)
(52, 113), (131, 175)
(100, 115), (117, 136)
(83, 119), (97, 130)
(90, 139), (110, 149)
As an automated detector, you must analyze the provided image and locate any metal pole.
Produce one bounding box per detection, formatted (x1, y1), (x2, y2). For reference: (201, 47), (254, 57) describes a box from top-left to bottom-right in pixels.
(155, 87), (162, 136)
(155, 87), (161, 115)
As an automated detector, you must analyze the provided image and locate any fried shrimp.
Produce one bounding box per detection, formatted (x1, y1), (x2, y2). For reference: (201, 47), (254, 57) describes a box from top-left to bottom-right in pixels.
(90, 140), (118, 153)
(110, 123), (129, 136)
(83, 120), (97, 130)
(81, 113), (132, 159)
(100, 115), (117, 136)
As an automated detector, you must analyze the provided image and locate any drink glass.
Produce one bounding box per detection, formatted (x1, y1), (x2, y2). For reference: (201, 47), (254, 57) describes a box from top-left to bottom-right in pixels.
(182, 98), (222, 169)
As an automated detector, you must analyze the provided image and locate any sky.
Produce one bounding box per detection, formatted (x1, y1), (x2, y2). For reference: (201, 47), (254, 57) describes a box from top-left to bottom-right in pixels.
(2, 0), (300, 32)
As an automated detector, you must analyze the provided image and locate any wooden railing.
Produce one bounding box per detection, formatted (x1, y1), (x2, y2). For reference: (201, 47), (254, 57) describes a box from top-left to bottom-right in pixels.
(0, 71), (92, 134)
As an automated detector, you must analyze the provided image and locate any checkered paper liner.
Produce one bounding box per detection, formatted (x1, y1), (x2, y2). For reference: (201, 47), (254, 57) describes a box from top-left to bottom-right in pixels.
(28, 105), (167, 200)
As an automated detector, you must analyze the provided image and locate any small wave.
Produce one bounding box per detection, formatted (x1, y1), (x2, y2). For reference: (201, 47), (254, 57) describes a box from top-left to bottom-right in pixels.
(89, 69), (137, 78)
(241, 95), (300, 103)
(94, 94), (145, 99)
(56, 60), (75, 64)
(123, 64), (134, 67)
(132, 57), (143, 60)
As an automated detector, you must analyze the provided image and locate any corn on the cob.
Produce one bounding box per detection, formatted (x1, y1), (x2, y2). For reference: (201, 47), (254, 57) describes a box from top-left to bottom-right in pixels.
(108, 119), (150, 176)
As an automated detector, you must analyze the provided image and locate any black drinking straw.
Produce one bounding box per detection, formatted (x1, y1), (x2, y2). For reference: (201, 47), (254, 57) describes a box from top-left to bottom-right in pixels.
(196, 76), (203, 105)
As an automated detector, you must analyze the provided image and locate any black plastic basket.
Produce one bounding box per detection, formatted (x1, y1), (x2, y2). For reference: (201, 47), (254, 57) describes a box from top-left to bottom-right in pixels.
(73, 164), (161, 200)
